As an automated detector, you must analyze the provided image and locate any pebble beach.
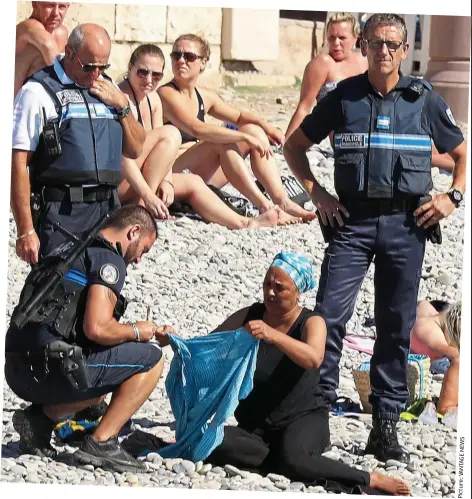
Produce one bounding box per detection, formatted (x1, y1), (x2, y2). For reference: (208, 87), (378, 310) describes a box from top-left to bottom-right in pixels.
(1, 87), (467, 496)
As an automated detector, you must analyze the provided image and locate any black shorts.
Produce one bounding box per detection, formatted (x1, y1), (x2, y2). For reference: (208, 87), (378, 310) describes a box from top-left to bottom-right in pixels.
(4, 342), (161, 406)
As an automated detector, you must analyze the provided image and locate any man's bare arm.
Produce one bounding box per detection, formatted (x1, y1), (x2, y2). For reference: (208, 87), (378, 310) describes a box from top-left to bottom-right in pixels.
(83, 285), (156, 346)
(18, 20), (62, 66)
(11, 150), (35, 235)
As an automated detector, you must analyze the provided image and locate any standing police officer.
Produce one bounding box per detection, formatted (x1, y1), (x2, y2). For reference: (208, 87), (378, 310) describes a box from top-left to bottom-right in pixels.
(11, 23), (146, 265)
(284, 13), (467, 463)
(5, 205), (172, 472)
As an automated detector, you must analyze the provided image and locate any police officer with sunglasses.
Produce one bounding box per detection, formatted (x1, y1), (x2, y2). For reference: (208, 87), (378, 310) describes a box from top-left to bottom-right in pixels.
(12, 23), (146, 265)
(285, 13), (466, 464)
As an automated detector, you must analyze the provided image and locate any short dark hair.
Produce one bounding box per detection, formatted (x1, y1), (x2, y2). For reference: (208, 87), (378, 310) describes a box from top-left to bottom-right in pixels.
(102, 205), (158, 237)
(362, 13), (408, 42)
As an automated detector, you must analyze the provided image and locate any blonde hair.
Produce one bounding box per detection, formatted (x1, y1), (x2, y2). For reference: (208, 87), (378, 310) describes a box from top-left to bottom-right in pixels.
(443, 301), (462, 351)
(327, 12), (360, 36)
(173, 33), (211, 61)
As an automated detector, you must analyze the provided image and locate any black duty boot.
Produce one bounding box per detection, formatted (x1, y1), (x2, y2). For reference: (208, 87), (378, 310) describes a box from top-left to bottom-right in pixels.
(364, 418), (410, 464)
(12, 404), (57, 458)
(74, 434), (147, 473)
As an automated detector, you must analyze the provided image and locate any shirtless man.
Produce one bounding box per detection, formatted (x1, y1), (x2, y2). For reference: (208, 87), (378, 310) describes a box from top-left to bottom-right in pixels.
(15, 2), (70, 97)
(410, 301), (461, 415)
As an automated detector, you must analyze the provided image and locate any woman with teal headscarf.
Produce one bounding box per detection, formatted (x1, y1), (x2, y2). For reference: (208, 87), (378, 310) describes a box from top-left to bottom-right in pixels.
(206, 252), (410, 496)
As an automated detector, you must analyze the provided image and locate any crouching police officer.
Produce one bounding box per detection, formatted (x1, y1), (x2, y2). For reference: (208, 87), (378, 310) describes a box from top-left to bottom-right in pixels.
(11, 23), (146, 265)
(5, 205), (173, 473)
(284, 13), (467, 463)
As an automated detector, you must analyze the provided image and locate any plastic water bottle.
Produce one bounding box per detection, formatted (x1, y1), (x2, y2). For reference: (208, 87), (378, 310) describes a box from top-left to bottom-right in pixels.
(418, 401), (438, 425)
(442, 407), (458, 430)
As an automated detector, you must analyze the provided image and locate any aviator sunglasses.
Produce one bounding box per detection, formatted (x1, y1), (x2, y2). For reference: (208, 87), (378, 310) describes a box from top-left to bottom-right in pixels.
(363, 39), (405, 51)
(170, 51), (203, 63)
(133, 66), (164, 82)
(72, 49), (111, 73)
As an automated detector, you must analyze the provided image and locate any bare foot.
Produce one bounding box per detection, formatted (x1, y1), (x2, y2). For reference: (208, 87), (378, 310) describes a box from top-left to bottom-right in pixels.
(370, 471), (411, 496)
(275, 206), (302, 226)
(278, 198), (317, 222)
(247, 206), (279, 229)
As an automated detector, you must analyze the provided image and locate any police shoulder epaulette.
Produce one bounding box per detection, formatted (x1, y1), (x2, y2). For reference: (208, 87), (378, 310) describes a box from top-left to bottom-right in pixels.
(409, 78), (433, 94)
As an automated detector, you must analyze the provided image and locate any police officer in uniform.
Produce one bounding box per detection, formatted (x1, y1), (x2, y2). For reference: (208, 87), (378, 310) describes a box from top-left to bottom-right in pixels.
(11, 23), (146, 265)
(5, 205), (173, 473)
(284, 13), (467, 463)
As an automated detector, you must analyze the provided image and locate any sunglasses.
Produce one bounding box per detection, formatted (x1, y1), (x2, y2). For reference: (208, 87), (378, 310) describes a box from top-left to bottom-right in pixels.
(363, 39), (405, 51)
(134, 66), (164, 81)
(73, 49), (110, 73)
(170, 51), (203, 63)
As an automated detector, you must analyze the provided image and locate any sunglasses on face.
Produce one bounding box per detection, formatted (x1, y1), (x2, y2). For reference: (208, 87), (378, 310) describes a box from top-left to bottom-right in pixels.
(170, 51), (203, 63)
(134, 66), (164, 81)
(364, 39), (405, 51)
(73, 49), (110, 73)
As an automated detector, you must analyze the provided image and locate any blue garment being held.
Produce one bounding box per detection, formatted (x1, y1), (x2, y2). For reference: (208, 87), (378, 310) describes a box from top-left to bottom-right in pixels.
(159, 328), (259, 462)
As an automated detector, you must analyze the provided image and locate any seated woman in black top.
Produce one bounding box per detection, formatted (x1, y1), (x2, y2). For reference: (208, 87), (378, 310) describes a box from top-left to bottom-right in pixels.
(207, 253), (410, 496)
(117, 44), (292, 231)
(158, 34), (316, 224)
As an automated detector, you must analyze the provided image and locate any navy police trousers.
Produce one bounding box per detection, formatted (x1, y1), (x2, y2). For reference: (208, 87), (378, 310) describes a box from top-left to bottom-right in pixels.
(315, 210), (427, 421)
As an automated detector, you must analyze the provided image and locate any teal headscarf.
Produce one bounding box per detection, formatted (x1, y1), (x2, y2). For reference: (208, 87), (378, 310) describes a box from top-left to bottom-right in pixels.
(270, 252), (316, 293)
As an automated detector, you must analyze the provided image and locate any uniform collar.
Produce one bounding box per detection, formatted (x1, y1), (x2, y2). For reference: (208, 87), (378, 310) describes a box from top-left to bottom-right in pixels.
(53, 54), (75, 85)
(366, 71), (411, 97)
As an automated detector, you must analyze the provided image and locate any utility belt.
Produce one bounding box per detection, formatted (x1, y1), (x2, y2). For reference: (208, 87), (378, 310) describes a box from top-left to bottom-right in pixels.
(42, 185), (117, 203)
(6, 340), (90, 391)
(340, 196), (420, 216)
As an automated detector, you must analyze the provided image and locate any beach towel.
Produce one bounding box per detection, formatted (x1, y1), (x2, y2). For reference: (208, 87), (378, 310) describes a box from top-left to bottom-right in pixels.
(343, 335), (375, 355)
(158, 328), (259, 462)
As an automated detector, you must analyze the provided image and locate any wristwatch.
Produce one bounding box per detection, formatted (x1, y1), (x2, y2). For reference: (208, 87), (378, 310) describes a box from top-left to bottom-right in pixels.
(117, 104), (132, 120)
(447, 188), (463, 208)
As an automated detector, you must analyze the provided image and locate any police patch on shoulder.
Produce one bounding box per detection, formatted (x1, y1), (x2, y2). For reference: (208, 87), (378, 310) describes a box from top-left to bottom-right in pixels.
(446, 108), (457, 126)
(99, 264), (119, 285)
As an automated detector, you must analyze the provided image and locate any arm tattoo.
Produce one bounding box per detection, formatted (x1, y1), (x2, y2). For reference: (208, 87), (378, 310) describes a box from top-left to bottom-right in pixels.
(106, 287), (118, 306)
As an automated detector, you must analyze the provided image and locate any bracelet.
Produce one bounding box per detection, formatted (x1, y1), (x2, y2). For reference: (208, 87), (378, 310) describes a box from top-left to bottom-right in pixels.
(17, 229), (35, 241)
(161, 179), (174, 189)
(131, 323), (140, 342)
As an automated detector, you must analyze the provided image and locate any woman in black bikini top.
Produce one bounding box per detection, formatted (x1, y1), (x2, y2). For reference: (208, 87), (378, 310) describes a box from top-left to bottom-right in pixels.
(157, 34), (316, 223)
(162, 81), (205, 144)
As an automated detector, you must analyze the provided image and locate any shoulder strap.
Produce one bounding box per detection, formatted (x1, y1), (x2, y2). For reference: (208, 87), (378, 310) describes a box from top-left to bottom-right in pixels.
(29, 66), (63, 116)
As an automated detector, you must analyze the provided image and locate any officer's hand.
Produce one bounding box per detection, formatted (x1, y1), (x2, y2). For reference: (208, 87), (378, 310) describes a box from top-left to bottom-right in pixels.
(142, 194), (170, 220)
(89, 79), (128, 111)
(157, 180), (175, 207)
(312, 185), (350, 228)
(16, 231), (40, 265)
(414, 193), (455, 229)
(154, 325), (175, 347)
(134, 321), (157, 342)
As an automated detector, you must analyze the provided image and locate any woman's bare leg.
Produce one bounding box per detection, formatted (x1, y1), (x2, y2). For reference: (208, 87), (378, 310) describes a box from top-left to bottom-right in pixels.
(118, 126), (181, 203)
(234, 124), (316, 221)
(437, 358), (459, 415)
(174, 142), (272, 213)
(173, 173), (301, 229)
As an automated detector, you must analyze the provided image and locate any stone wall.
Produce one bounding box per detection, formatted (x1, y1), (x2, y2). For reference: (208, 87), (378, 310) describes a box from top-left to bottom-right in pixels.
(16, 2), (325, 88)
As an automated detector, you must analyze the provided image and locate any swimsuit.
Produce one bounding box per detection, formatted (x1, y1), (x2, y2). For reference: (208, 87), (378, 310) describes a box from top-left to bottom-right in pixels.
(128, 80), (153, 130)
(162, 81), (205, 144)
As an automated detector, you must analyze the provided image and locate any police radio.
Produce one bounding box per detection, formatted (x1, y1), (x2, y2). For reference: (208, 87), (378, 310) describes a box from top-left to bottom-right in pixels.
(42, 108), (62, 158)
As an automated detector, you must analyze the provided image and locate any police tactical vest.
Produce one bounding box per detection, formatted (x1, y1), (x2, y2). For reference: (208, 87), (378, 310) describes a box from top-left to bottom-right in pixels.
(30, 65), (123, 187)
(12, 238), (127, 345)
(333, 74), (433, 199)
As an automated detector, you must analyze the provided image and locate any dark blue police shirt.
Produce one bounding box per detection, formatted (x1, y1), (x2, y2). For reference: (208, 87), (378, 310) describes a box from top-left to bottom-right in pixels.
(300, 72), (464, 155)
(5, 239), (127, 352)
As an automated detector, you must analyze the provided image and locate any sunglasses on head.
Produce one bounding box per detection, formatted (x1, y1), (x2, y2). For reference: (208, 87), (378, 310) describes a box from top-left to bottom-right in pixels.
(134, 66), (164, 81)
(73, 49), (110, 73)
(364, 39), (405, 51)
(170, 51), (203, 63)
